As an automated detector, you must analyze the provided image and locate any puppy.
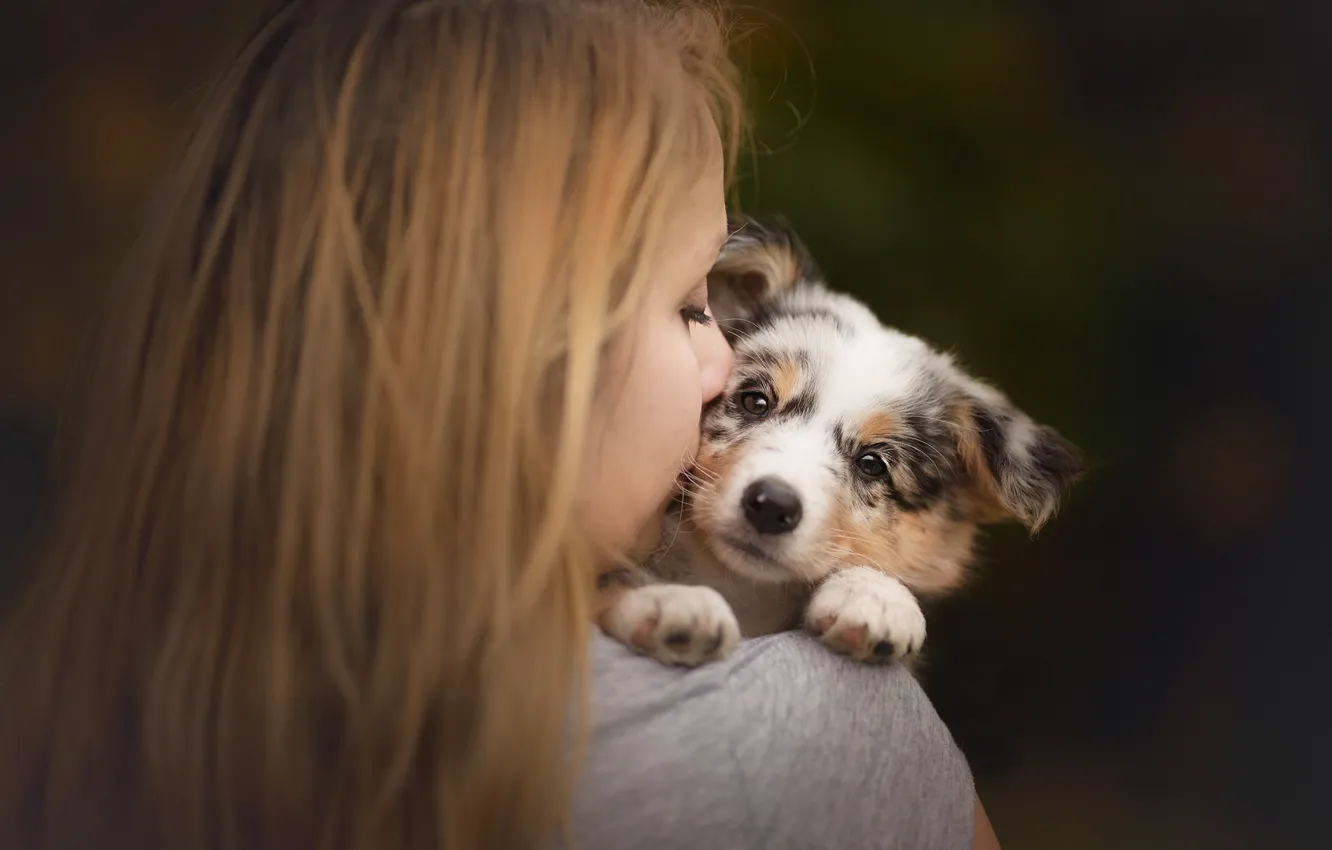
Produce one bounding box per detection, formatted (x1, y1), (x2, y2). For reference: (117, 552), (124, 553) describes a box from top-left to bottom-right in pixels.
(598, 215), (1083, 668)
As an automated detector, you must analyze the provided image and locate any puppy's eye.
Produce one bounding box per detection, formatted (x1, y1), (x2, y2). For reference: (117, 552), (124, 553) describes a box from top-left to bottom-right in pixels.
(739, 391), (770, 417)
(855, 452), (888, 478)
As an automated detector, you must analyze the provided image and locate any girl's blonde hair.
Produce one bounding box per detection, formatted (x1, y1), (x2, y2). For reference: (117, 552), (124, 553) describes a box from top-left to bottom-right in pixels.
(0, 1), (743, 848)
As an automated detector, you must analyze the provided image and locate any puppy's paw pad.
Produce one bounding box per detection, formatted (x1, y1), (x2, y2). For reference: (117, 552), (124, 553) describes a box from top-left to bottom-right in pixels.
(607, 584), (740, 667)
(805, 568), (926, 664)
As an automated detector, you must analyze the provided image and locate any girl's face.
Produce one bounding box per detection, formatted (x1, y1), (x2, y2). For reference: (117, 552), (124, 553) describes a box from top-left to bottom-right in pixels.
(578, 145), (733, 559)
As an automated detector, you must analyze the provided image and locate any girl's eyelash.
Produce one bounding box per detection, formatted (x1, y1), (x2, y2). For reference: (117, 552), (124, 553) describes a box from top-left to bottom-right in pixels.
(681, 306), (713, 327)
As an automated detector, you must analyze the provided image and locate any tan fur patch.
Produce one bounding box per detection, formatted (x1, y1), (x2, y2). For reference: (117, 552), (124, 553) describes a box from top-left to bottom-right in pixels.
(713, 244), (800, 295)
(856, 409), (899, 446)
(828, 498), (977, 597)
(950, 400), (1011, 523)
(772, 358), (802, 402)
(819, 495), (856, 579)
(685, 440), (744, 534)
(762, 251), (801, 295)
(706, 238), (802, 320)
(695, 441), (743, 483)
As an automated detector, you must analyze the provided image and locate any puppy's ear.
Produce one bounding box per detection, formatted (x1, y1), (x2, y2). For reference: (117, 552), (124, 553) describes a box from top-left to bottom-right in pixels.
(708, 214), (816, 340)
(948, 377), (1084, 533)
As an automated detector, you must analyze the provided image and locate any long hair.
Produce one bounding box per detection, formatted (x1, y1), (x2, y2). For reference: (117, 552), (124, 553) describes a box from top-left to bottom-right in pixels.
(0, 1), (743, 848)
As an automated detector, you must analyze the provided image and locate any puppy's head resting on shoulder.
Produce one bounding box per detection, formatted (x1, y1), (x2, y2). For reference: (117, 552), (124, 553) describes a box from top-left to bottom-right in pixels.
(681, 214), (1084, 596)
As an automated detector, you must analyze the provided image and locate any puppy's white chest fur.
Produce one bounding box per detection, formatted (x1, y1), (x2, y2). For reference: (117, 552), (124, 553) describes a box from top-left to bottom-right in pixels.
(652, 516), (811, 636)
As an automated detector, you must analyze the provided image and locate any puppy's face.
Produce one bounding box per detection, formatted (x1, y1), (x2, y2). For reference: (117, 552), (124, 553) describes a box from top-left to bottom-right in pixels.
(681, 217), (1083, 595)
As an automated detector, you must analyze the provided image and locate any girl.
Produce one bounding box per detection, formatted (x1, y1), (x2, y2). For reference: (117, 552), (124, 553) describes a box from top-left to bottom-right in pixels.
(0, 1), (997, 848)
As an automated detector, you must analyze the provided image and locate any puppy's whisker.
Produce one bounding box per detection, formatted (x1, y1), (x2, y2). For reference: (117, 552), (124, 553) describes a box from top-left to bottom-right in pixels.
(822, 545), (864, 562)
(654, 514), (690, 563)
(678, 460), (721, 483)
(830, 530), (877, 547)
(683, 466), (721, 485)
(677, 471), (705, 489)
(716, 316), (760, 332)
(894, 435), (956, 474)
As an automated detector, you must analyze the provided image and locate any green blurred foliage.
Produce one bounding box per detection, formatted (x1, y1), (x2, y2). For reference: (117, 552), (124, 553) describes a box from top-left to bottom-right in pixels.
(732, 0), (1130, 462)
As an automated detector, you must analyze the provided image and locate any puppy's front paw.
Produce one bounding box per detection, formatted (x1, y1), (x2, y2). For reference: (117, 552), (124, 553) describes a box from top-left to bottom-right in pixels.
(805, 567), (926, 664)
(603, 584), (741, 667)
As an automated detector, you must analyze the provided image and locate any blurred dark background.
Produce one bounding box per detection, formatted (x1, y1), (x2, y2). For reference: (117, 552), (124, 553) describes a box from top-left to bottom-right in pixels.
(2, 1), (1330, 847)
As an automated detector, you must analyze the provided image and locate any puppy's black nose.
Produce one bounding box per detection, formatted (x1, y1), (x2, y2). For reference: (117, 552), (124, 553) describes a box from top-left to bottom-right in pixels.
(741, 477), (803, 535)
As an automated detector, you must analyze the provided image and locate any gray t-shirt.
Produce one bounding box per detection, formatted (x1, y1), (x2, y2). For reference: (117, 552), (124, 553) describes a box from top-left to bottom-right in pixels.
(561, 630), (976, 850)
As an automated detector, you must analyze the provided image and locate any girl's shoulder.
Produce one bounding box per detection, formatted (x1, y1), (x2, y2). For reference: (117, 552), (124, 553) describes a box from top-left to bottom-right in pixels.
(562, 631), (976, 850)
